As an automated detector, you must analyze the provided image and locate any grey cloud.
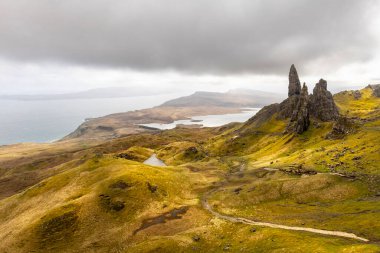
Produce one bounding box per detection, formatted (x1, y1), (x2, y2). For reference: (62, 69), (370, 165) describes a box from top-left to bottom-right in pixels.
(0, 0), (377, 74)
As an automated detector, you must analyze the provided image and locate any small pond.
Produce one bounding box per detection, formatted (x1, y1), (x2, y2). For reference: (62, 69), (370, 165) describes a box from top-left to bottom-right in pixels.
(143, 154), (166, 166)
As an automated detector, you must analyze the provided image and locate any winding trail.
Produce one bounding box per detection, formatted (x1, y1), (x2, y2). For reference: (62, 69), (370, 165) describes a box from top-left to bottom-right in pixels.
(201, 188), (369, 242)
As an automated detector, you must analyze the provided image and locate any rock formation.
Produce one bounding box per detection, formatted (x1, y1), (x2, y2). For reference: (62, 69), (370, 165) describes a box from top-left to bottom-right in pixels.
(278, 65), (302, 119)
(325, 116), (357, 139)
(368, 84), (380, 97)
(353, 90), (362, 100)
(279, 65), (339, 134)
(278, 65), (308, 129)
(288, 64), (301, 96)
(278, 95), (299, 120)
(286, 83), (310, 134)
(246, 64), (340, 135)
(309, 79), (339, 121)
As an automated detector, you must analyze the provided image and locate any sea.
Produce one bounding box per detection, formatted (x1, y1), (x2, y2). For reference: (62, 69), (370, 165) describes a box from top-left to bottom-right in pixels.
(139, 108), (260, 130)
(0, 95), (260, 146)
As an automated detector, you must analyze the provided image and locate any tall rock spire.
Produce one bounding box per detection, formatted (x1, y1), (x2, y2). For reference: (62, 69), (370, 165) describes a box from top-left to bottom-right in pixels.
(288, 64), (301, 97)
(277, 65), (340, 134)
(286, 83), (310, 134)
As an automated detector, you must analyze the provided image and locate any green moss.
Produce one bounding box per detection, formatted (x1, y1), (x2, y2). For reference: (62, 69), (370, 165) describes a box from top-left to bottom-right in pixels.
(115, 146), (154, 162)
(125, 222), (380, 253)
(208, 170), (380, 241)
(334, 87), (380, 118)
(157, 141), (207, 165)
(37, 204), (79, 249)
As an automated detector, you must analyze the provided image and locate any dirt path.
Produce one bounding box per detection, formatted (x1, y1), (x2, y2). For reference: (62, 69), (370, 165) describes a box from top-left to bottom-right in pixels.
(201, 188), (369, 242)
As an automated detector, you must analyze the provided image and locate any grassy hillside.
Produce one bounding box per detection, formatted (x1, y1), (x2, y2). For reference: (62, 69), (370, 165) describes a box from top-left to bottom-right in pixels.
(207, 86), (380, 175)
(1, 155), (377, 252)
(0, 86), (379, 252)
(0, 157), (205, 252)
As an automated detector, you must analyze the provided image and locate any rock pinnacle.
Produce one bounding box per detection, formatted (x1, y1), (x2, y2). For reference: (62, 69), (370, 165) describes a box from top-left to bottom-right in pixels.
(288, 64), (301, 97)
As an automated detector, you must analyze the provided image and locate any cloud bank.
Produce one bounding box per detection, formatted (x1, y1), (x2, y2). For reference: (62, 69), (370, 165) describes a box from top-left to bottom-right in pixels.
(0, 0), (376, 74)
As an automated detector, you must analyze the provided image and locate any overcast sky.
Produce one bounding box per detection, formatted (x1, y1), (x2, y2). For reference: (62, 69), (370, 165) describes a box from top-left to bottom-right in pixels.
(0, 0), (379, 95)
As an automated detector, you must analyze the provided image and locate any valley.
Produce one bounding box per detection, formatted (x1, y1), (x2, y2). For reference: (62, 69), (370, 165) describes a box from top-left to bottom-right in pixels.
(0, 66), (379, 252)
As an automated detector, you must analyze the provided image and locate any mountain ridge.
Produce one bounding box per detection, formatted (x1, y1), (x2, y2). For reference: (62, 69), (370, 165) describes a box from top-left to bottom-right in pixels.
(62, 89), (283, 141)
(0, 87), (170, 101)
(160, 89), (283, 108)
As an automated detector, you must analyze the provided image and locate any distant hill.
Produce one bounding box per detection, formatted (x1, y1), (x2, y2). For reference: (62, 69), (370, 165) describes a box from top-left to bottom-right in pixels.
(61, 89), (284, 140)
(160, 89), (284, 108)
(0, 87), (167, 100)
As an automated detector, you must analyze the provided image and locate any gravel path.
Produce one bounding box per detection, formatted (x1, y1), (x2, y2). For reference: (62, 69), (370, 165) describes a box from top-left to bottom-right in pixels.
(201, 188), (369, 242)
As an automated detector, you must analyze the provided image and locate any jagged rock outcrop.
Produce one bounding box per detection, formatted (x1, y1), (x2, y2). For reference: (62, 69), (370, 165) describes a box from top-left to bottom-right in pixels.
(309, 79), (339, 121)
(278, 95), (299, 120)
(247, 64), (340, 135)
(368, 84), (380, 97)
(286, 83), (310, 134)
(353, 90), (362, 99)
(278, 64), (302, 119)
(288, 64), (301, 96)
(279, 65), (339, 134)
(325, 116), (357, 139)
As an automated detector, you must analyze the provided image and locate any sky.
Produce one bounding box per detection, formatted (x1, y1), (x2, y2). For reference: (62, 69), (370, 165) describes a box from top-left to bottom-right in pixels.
(0, 0), (379, 95)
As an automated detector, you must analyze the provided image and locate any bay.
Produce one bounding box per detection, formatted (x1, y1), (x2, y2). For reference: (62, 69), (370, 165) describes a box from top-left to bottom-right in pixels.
(139, 108), (260, 130)
(0, 94), (182, 145)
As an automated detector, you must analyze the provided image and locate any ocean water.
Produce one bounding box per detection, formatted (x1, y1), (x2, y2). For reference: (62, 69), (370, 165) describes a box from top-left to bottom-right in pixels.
(0, 94), (182, 145)
(0, 96), (261, 146)
(139, 108), (260, 130)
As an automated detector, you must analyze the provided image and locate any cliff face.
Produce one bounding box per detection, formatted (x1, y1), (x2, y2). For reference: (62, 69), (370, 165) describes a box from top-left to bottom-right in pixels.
(286, 83), (310, 134)
(368, 84), (380, 97)
(309, 79), (339, 121)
